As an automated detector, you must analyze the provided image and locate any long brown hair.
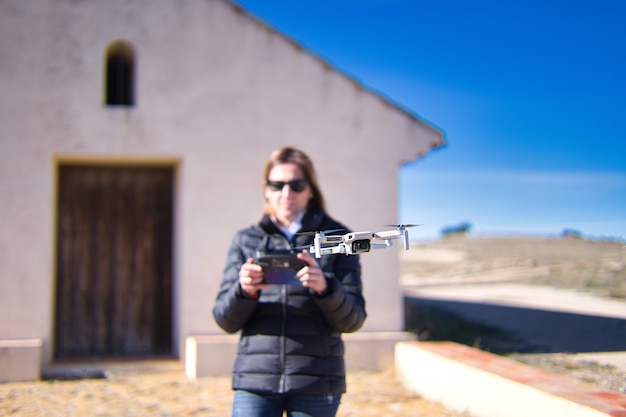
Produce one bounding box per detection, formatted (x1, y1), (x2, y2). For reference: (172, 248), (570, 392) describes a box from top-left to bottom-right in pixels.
(263, 147), (326, 215)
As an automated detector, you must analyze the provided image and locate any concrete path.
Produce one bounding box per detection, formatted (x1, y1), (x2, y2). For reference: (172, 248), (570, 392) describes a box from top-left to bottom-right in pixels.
(403, 283), (626, 370)
(405, 283), (626, 319)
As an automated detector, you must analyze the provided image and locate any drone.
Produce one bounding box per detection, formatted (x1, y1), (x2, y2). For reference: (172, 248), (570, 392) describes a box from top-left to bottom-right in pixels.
(305, 224), (420, 258)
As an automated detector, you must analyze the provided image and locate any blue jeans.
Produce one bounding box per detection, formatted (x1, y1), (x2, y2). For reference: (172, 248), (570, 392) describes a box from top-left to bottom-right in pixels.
(231, 390), (342, 417)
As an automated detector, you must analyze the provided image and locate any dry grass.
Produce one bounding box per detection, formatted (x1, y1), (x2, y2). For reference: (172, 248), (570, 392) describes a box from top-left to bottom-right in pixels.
(509, 353), (626, 394)
(402, 236), (626, 298)
(0, 368), (469, 417)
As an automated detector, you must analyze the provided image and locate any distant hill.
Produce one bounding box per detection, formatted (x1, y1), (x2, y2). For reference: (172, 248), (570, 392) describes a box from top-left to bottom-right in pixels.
(400, 236), (626, 299)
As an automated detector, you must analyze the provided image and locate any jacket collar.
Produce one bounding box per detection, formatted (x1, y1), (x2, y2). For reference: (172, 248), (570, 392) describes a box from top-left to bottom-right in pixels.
(259, 210), (325, 236)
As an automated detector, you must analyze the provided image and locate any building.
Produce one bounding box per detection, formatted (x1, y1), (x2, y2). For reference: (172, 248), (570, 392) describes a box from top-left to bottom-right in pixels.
(0, 0), (444, 381)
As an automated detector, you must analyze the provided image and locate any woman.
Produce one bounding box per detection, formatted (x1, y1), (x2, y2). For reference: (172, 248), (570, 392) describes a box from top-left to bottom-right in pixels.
(213, 147), (367, 417)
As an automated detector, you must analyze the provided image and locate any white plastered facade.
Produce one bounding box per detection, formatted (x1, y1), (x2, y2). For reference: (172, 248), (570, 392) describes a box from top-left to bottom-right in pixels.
(0, 0), (444, 377)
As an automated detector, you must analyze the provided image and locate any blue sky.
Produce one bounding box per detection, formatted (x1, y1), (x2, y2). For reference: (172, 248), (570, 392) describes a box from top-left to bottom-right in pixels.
(234, 0), (626, 241)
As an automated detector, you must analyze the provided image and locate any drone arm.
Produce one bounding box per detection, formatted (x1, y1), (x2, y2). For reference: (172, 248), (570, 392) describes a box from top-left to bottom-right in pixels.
(308, 243), (348, 258)
(374, 229), (410, 250)
(374, 230), (403, 239)
(313, 234), (322, 258)
(370, 241), (392, 250)
(320, 245), (348, 256)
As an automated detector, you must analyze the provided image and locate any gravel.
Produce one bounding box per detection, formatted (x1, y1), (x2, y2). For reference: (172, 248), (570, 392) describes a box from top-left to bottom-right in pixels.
(509, 353), (626, 394)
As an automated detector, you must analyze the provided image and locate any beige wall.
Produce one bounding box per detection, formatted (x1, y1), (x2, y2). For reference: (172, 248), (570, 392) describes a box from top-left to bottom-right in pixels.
(0, 0), (443, 366)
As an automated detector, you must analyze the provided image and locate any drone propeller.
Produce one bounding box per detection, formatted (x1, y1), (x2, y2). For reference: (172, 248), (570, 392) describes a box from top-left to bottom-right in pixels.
(384, 224), (422, 229)
(380, 224), (421, 250)
(296, 228), (346, 236)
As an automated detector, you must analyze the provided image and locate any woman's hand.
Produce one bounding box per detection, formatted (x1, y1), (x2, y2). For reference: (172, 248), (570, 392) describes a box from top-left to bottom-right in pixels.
(239, 258), (268, 298)
(297, 251), (327, 295)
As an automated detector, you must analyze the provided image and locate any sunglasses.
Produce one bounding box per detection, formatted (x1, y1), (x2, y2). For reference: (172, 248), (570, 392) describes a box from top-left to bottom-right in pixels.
(266, 179), (309, 193)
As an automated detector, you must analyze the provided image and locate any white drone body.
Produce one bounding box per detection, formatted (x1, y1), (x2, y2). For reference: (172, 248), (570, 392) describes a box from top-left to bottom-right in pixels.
(308, 225), (414, 258)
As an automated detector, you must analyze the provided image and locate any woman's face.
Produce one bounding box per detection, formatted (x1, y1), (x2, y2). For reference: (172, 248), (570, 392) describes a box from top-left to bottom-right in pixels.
(265, 163), (312, 226)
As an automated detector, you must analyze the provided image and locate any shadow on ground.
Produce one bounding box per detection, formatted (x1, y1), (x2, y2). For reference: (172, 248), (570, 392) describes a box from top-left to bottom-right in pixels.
(404, 295), (626, 354)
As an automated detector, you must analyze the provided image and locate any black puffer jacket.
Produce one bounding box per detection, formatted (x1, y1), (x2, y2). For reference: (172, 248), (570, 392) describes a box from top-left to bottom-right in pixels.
(213, 210), (367, 394)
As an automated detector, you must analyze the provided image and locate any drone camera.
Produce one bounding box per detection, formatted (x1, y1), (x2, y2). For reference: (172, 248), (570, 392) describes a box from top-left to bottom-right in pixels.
(351, 239), (371, 254)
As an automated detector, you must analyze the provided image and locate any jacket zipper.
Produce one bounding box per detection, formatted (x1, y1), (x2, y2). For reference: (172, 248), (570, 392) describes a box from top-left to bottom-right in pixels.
(276, 234), (293, 393)
(279, 284), (287, 392)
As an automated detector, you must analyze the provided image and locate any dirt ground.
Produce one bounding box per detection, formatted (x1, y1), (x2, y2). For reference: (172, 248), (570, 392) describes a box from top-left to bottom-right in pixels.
(0, 368), (470, 417)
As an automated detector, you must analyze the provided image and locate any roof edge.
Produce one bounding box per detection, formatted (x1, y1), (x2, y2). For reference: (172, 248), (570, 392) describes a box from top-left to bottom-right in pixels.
(229, 0), (446, 148)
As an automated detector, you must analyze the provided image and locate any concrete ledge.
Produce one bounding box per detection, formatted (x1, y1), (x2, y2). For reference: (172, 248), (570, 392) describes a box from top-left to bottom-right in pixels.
(0, 339), (43, 382)
(395, 341), (626, 417)
(185, 331), (416, 379)
(343, 331), (416, 371)
(185, 334), (239, 379)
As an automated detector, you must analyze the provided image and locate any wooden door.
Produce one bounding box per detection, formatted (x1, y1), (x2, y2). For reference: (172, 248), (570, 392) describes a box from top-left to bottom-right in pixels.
(55, 165), (173, 358)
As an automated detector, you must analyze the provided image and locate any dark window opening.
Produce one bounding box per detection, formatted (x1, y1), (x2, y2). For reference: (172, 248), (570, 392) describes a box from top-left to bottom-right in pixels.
(105, 40), (135, 106)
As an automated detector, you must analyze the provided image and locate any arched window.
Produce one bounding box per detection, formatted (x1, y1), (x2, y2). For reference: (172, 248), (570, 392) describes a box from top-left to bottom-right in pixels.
(105, 40), (135, 106)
